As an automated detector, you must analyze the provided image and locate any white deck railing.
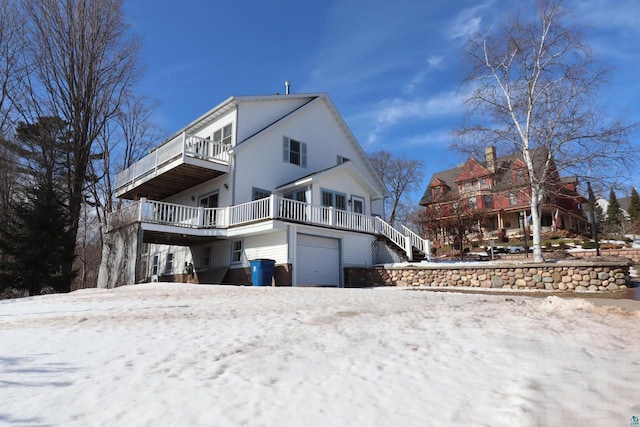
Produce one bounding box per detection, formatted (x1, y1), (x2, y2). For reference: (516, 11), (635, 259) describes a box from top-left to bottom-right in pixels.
(402, 225), (431, 261)
(114, 132), (231, 192)
(117, 196), (427, 259)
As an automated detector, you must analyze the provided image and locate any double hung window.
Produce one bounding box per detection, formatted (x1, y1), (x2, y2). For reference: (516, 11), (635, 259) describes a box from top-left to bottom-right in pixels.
(283, 137), (307, 167)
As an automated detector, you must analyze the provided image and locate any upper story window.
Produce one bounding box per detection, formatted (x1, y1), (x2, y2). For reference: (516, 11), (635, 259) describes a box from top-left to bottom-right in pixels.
(432, 186), (442, 198)
(283, 136), (307, 168)
(509, 192), (518, 205)
(214, 124), (232, 145)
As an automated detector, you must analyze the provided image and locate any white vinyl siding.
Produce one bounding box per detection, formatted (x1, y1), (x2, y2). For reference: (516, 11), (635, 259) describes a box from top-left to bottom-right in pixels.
(343, 233), (375, 267)
(242, 232), (288, 265)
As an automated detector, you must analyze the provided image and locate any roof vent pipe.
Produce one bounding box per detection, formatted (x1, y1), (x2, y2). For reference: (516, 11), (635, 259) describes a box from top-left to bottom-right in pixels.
(285, 80), (291, 95)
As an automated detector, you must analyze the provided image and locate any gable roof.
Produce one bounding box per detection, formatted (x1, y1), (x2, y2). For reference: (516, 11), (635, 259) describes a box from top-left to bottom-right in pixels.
(230, 93), (389, 199)
(275, 161), (385, 199)
(419, 148), (556, 206)
(455, 158), (491, 182)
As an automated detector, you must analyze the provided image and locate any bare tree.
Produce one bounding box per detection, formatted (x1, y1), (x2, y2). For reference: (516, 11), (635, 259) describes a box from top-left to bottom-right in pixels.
(0, 0), (23, 135)
(0, 0), (24, 229)
(368, 150), (424, 225)
(17, 0), (142, 290)
(89, 94), (161, 243)
(454, 0), (637, 262)
(419, 194), (485, 259)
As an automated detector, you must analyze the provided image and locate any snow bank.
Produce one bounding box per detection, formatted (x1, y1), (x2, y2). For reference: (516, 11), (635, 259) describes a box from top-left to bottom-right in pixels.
(1, 284), (639, 426)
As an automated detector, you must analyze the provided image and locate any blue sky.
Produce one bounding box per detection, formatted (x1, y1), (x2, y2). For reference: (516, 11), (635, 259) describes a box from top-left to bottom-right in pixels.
(124, 0), (640, 201)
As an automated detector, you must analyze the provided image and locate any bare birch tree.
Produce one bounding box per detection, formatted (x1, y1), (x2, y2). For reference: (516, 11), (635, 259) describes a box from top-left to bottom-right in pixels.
(454, 0), (637, 262)
(18, 0), (141, 290)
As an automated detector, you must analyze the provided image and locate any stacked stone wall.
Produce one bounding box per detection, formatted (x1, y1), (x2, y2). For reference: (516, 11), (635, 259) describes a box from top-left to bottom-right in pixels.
(345, 261), (631, 292)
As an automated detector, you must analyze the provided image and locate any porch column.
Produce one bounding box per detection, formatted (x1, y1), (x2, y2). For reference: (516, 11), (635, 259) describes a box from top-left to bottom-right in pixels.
(197, 206), (205, 227)
(269, 194), (276, 219)
(138, 197), (147, 222)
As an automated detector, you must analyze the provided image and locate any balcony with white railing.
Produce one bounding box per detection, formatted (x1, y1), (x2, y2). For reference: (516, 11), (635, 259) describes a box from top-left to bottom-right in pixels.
(108, 196), (430, 261)
(114, 132), (232, 200)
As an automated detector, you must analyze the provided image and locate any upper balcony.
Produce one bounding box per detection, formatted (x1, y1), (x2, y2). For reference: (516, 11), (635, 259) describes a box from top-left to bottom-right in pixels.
(114, 132), (232, 200)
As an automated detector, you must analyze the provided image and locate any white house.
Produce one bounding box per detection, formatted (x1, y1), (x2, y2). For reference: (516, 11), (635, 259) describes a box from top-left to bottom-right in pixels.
(97, 92), (429, 288)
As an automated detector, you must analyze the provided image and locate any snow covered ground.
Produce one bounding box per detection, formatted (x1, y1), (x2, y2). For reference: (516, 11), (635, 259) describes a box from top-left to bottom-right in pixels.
(1, 284), (639, 427)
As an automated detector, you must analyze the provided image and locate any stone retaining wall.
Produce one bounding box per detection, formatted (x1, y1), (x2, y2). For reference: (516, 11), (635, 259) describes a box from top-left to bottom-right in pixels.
(345, 260), (632, 292)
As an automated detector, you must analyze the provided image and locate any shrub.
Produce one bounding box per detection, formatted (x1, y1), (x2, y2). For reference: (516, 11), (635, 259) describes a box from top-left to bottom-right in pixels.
(582, 241), (597, 249)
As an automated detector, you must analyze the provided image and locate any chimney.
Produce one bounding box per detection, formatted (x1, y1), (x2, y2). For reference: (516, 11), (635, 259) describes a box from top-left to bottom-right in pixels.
(285, 80), (291, 95)
(485, 146), (497, 173)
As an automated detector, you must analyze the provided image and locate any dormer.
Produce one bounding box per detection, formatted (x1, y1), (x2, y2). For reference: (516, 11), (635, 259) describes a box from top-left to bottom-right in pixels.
(430, 178), (448, 199)
(511, 159), (529, 184)
(455, 158), (491, 194)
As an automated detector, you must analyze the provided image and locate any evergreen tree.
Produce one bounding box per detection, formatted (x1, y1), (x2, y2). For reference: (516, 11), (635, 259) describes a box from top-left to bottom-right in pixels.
(0, 180), (75, 294)
(628, 188), (640, 234)
(0, 117), (76, 294)
(604, 188), (623, 235)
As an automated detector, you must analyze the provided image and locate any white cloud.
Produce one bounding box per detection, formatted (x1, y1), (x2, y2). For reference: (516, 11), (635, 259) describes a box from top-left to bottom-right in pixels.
(364, 91), (464, 145)
(402, 129), (456, 148)
(403, 56), (447, 95)
(449, 2), (493, 40)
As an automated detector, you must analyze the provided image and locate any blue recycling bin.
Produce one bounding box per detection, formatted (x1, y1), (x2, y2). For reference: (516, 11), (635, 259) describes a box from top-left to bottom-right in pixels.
(249, 259), (276, 286)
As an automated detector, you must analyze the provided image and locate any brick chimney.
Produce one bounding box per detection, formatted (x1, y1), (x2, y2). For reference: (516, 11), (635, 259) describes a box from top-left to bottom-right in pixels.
(485, 146), (497, 173)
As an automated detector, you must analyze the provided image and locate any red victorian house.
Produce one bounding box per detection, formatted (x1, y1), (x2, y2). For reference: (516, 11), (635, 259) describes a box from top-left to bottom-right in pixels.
(419, 146), (588, 244)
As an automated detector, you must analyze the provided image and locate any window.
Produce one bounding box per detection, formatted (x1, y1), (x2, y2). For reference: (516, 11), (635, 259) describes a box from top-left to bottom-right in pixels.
(213, 124), (232, 145)
(201, 246), (211, 267)
(284, 189), (307, 202)
(351, 196), (364, 214)
(509, 192), (518, 205)
(322, 190), (346, 210)
(515, 168), (526, 183)
(434, 205), (441, 217)
(152, 255), (159, 276)
(468, 196), (477, 210)
(484, 195), (493, 209)
(252, 187), (271, 201)
(433, 186), (442, 198)
(231, 240), (243, 263)
(283, 137), (307, 167)
(165, 253), (174, 274)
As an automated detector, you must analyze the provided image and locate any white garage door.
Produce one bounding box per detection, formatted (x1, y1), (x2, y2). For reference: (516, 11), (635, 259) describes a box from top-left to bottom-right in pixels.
(297, 234), (340, 286)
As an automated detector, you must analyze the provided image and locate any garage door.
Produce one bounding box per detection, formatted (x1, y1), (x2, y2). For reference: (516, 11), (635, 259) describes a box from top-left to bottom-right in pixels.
(297, 234), (340, 286)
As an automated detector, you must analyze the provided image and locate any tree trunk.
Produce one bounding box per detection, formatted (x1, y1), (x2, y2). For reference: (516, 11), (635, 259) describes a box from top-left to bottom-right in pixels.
(529, 189), (544, 262)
